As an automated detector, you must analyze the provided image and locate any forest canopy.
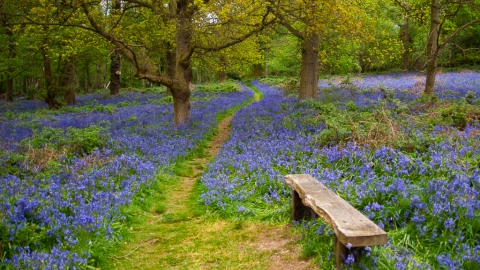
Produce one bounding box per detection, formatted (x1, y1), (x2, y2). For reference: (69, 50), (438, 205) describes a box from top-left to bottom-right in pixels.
(0, 0), (479, 120)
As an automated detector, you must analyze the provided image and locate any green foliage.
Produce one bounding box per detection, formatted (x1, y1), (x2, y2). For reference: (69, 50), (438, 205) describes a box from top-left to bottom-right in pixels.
(320, 37), (363, 74)
(94, 104), (117, 114)
(0, 150), (25, 176)
(294, 92), (480, 152)
(23, 127), (67, 149)
(439, 101), (480, 130)
(195, 80), (240, 92)
(259, 77), (299, 95)
(65, 125), (109, 154)
(21, 125), (110, 156)
(266, 33), (301, 77)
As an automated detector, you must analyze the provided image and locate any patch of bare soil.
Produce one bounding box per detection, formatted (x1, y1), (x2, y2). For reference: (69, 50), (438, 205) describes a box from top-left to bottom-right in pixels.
(254, 225), (317, 270)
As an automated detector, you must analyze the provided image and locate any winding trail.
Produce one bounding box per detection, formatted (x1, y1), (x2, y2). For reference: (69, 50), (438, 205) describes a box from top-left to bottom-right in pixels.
(110, 88), (316, 270)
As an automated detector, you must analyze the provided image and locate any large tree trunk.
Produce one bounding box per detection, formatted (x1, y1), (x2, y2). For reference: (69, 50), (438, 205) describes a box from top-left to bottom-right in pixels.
(173, 94), (191, 125)
(298, 31), (319, 99)
(110, 50), (121, 95)
(171, 0), (193, 126)
(425, 0), (441, 96)
(166, 48), (176, 96)
(109, 0), (122, 95)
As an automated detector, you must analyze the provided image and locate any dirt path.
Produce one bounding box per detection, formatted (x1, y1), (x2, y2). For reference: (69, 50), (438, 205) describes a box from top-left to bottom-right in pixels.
(110, 104), (316, 270)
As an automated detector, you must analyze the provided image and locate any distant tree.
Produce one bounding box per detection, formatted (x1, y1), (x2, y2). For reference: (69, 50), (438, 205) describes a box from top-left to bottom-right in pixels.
(0, 0), (18, 101)
(77, 0), (274, 125)
(392, 0), (430, 71)
(268, 0), (371, 99)
(109, 0), (122, 95)
(12, 0), (111, 108)
(424, 0), (480, 96)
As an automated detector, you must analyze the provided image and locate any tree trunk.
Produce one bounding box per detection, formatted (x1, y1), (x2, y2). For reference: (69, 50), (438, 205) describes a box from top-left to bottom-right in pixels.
(219, 55), (227, 82)
(218, 71), (227, 82)
(402, 16), (409, 71)
(64, 89), (76, 105)
(173, 94), (191, 126)
(84, 61), (90, 93)
(254, 63), (262, 79)
(264, 48), (269, 77)
(5, 77), (13, 101)
(196, 66), (202, 83)
(3, 16), (15, 101)
(171, 0), (194, 125)
(298, 31), (319, 99)
(166, 46), (176, 96)
(425, 0), (440, 96)
(42, 44), (60, 109)
(110, 50), (121, 95)
(61, 61), (76, 105)
(109, 0), (122, 95)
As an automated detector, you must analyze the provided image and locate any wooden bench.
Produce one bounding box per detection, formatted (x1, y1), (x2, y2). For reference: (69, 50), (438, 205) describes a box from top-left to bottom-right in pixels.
(285, 174), (388, 269)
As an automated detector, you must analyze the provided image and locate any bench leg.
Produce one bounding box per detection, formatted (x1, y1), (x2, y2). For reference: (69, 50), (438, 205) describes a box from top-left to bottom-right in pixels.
(292, 189), (316, 221)
(334, 236), (361, 269)
(334, 235), (348, 269)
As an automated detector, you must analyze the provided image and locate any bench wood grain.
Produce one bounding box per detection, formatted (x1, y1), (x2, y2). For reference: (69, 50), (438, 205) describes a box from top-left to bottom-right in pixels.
(285, 174), (388, 269)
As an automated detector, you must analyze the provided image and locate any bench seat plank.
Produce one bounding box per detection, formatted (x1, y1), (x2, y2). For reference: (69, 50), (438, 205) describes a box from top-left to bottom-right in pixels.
(285, 174), (387, 248)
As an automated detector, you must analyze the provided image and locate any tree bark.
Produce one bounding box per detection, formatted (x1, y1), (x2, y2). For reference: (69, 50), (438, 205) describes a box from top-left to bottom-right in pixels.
(424, 0), (440, 96)
(5, 77), (13, 101)
(402, 16), (409, 71)
(173, 94), (191, 126)
(2, 13), (15, 101)
(298, 31), (320, 99)
(218, 71), (227, 82)
(110, 50), (121, 95)
(264, 47), (269, 77)
(254, 63), (262, 79)
(61, 61), (76, 105)
(42, 43), (60, 109)
(170, 0), (194, 125)
(84, 60), (90, 93)
(166, 47), (175, 96)
(219, 55), (227, 82)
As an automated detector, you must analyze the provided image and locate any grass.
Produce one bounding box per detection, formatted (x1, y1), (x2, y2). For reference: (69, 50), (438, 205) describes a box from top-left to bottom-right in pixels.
(245, 81), (264, 102)
(109, 178), (294, 270)
(103, 82), (312, 270)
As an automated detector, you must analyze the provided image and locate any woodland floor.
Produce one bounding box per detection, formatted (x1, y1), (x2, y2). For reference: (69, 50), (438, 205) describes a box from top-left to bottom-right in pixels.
(109, 102), (316, 269)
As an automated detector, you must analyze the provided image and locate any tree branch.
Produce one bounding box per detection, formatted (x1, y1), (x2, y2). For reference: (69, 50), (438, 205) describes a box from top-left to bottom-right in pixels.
(438, 18), (480, 52)
(80, 2), (175, 87)
(194, 9), (276, 51)
(268, 4), (304, 40)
